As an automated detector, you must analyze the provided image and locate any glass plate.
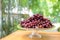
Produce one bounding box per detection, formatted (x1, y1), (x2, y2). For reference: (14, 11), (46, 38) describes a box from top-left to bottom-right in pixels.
(17, 23), (55, 38)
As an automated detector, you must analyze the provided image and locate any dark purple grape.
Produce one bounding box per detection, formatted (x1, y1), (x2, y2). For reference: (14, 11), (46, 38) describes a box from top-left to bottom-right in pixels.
(20, 14), (53, 28)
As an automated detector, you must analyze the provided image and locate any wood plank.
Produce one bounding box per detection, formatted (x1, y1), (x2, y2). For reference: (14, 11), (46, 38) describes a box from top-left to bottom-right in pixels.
(1, 30), (60, 40)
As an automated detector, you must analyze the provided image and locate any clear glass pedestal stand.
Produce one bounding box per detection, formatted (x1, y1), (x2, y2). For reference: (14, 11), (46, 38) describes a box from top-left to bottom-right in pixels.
(23, 28), (42, 38)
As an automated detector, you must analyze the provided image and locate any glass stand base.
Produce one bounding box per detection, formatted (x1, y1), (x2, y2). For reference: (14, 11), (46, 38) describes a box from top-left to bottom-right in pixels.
(29, 32), (42, 38)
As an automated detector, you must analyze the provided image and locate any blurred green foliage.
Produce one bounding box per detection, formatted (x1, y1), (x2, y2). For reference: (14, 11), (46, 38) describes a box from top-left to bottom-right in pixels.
(1, 0), (60, 38)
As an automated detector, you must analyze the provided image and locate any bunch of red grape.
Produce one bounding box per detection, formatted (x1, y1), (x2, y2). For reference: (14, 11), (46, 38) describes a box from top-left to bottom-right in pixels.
(21, 14), (53, 28)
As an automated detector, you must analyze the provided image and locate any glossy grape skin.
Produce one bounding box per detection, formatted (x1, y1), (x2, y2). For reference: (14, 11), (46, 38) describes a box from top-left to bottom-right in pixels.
(21, 14), (53, 28)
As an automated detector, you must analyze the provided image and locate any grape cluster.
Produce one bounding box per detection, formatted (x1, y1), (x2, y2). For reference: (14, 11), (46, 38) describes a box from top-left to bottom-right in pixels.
(21, 14), (53, 28)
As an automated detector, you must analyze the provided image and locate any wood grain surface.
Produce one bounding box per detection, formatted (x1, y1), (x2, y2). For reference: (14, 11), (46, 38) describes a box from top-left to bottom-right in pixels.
(1, 30), (60, 40)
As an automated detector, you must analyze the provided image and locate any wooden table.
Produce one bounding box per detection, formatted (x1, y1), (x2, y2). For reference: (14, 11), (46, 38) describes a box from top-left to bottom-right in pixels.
(1, 30), (60, 40)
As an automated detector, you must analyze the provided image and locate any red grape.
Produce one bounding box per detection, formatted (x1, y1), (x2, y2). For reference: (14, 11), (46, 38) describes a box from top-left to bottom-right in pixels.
(20, 14), (53, 28)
